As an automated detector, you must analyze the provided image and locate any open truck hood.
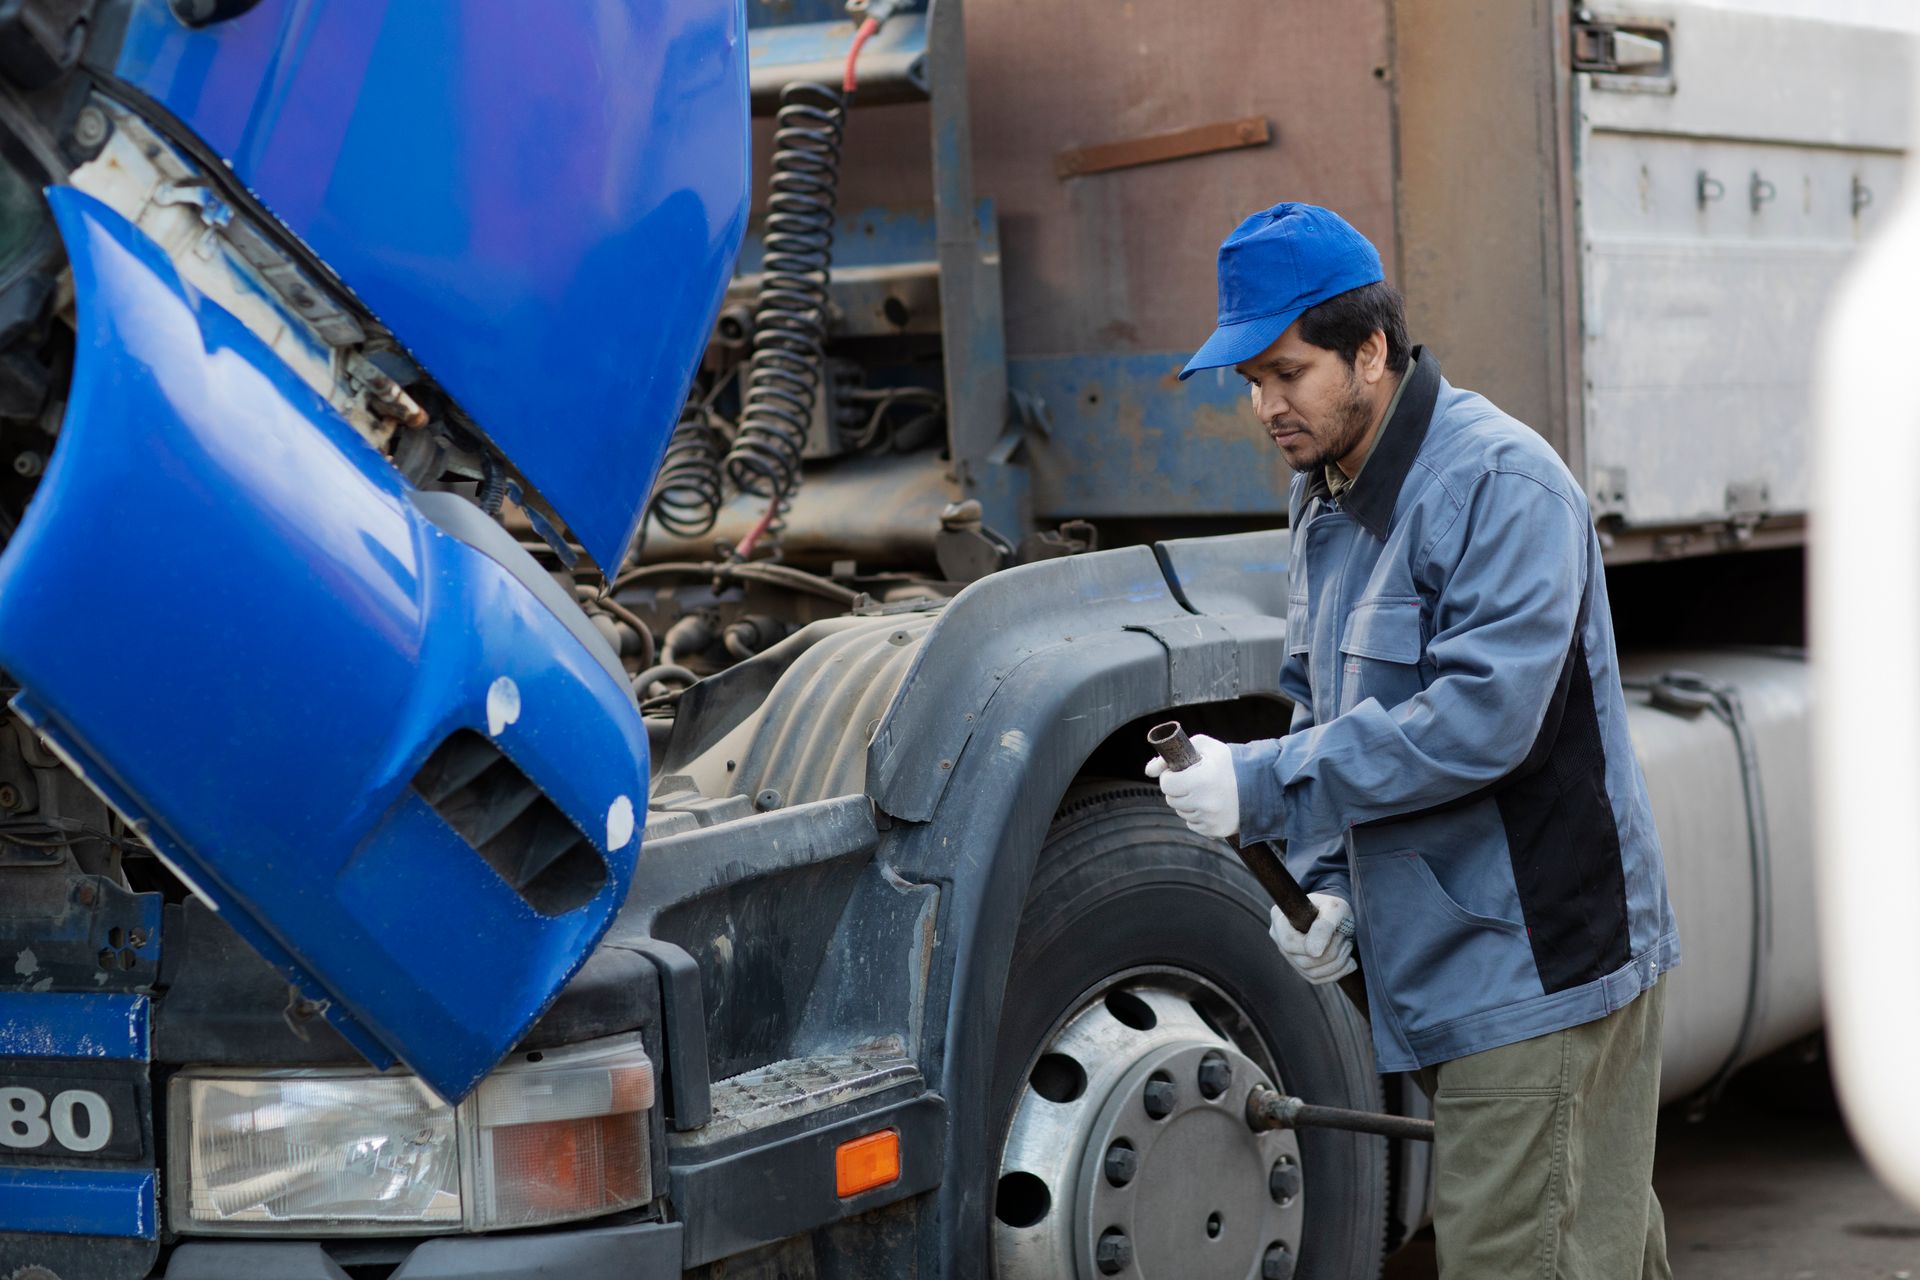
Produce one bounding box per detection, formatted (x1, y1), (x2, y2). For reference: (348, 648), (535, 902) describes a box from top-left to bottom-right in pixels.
(0, 188), (655, 1102)
(108, 0), (752, 571)
(0, 0), (750, 1101)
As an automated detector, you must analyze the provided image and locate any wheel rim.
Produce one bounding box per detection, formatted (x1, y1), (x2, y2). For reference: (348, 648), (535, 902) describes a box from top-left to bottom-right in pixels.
(993, 970), (1305, 1279)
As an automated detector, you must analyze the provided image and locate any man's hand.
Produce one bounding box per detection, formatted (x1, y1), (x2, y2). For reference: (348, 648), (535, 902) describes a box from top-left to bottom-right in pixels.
(1269, 895), (1357, 985)
(1144, 732), (1240, 838)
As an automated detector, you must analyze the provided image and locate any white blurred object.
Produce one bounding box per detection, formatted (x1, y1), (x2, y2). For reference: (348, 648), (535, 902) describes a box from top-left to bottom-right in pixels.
(1689, 0), (1920, 31)
(1812, 23), (1920, 1212)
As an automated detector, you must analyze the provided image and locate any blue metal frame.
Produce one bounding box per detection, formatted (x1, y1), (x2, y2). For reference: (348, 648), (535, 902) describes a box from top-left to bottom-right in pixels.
(110, 0), (753, 571)
(0, 1169), (157, 1240)
(0, 190), (650, 1103)
(0, 992), (148, 1059)
(1009, 353), (1286, 519)
(0, 993), (154, 1244)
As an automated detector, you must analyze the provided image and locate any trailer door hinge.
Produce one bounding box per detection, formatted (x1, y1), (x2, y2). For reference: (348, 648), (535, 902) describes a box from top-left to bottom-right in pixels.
(1572, 20), (1670, 77)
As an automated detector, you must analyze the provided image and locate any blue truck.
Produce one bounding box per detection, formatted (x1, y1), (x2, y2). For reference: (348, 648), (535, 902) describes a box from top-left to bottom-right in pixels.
(0, 0), (1895, 1276)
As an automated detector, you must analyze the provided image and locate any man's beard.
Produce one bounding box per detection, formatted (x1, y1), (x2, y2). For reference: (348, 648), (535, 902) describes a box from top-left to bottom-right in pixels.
(1279, 368), (1376, 475)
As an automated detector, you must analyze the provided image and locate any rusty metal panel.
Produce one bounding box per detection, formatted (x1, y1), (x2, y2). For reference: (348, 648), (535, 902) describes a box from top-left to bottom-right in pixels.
(967, 0), (1395, 360)
(1014, 352), (1289, 519)
(1391, 0), (1581, 462)
(749, 0), (1394, 523)
(779, 0), (1395, 361)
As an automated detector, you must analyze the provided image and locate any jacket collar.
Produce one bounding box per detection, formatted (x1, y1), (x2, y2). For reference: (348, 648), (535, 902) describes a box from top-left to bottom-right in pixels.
(1305, 346), (1440, 539)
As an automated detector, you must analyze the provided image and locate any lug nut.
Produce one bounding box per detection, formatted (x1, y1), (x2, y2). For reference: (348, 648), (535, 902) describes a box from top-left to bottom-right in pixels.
(1142, 1073), (1176, 1120)
(1269, 1155), (1301, 1205)
(1096, 1227), (1134, 1274)
(1197, 1049), (1232, 1099)
(1262, 1242), (1296, 1280)
(1104, 1139), (1138, 1187)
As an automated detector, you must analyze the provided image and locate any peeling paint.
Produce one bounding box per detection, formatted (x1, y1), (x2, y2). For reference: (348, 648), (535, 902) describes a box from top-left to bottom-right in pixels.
(1011, 350), (1290, 518)
(486, 675), (522, 735)
(998, 728), (1031, 760)
(13, 948), (36, 977)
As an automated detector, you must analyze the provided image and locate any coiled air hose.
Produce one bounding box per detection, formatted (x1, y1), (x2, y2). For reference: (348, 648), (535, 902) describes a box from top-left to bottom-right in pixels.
(723, 81), (849, 507)
(647, 401), (730, 539)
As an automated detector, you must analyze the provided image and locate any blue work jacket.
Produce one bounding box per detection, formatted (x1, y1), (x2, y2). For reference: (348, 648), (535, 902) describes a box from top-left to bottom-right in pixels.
(1232, 349), (1681, 1072)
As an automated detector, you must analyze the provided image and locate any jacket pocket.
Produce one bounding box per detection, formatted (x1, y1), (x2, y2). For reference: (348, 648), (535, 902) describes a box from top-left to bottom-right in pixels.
(1338, 595), (1425, 713)
(1287, 595), (1310, 657)
(1353, 849), (1539, 1038)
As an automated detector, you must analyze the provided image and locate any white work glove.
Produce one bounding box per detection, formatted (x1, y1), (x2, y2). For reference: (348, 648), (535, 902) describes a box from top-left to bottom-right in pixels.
(1143, 733), (1240, 839)
(1269, 895), (1357, 985)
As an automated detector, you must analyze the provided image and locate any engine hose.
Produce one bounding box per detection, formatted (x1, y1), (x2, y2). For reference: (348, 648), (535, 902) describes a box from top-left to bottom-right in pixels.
(647, 402), (730, 538)
(478, 455), (507, 516)
(724, 81), (847, 502)
(632, 663), (700, 699)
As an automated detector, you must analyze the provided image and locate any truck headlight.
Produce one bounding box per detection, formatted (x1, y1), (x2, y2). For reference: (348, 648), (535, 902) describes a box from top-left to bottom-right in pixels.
(170, 1034), (654, 1235)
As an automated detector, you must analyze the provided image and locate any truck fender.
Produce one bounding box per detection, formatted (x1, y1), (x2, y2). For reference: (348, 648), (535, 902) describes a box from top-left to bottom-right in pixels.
(867, 540), (1293, 1274)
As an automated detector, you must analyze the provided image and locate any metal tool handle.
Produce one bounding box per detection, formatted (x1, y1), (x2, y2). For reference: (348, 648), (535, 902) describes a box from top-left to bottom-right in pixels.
(1247, 1084), (1434, 1143)
(1148, 720), (1370, 1018)
(1147, 721), (1320, 933)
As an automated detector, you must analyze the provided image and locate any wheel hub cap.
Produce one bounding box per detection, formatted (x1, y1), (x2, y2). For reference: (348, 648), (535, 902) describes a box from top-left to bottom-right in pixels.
(995, 980), (1304, 1279)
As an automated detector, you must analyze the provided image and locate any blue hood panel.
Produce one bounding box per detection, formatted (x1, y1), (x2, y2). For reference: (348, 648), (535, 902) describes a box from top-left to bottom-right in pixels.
(112, 0), (752, 570)
(0, 190), (650, 1101)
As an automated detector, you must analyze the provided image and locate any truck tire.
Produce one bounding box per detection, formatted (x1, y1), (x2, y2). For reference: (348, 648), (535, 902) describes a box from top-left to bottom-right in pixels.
(990, 782), (1388, 1280)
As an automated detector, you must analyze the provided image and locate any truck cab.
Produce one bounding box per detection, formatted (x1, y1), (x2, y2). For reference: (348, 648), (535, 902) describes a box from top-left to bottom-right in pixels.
(0, 1), (1903, 1277)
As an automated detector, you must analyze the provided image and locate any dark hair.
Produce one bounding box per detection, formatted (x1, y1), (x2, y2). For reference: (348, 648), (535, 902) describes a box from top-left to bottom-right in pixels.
(1297, 280), (1410, 375)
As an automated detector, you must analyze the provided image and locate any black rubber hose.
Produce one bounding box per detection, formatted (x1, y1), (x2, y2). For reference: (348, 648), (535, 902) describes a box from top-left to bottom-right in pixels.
(724, 82), (848, 503)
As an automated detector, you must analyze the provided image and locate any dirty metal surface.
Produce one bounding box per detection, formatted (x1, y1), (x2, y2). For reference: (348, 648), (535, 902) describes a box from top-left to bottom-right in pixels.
(679, 1038), (921, 1147)
(1011, 351), (1283, 519)
(642, 450), (952, 568)
(729, 206), (949, 338)
(868, 544), (1191, 821)
(748, 12), (929, 109)
(790, 0), (1396, 359)
(1391, 0), (1580, 464)
(1053, 115), (1272, 180)
(669, 613), (939, 807)
(1123, 616), (1243, 706)
(1574, 3), (1908, 529)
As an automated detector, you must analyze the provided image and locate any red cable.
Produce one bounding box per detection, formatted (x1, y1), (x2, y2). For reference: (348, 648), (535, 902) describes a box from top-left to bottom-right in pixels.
(844, 17), (880, 94)
(733, 492), (784, 560)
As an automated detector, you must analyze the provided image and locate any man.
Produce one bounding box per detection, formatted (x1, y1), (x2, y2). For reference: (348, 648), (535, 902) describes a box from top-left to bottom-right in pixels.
(1149, 202), (1680, 1278)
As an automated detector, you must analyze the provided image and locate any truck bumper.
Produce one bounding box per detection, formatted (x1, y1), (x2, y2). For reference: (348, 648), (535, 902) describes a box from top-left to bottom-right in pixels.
(158, 1221), (683, 1279)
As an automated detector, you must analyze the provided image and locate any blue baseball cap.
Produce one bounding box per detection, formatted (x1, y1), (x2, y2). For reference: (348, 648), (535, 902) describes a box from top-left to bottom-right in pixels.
(1179, 202), (1383, 380)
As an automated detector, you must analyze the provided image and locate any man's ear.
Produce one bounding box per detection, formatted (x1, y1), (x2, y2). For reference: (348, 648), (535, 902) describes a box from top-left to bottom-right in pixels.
(1356, 330), (1388, 387)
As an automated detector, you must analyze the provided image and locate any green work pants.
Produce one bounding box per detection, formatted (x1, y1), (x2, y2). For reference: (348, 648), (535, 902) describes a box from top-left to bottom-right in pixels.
(1415, 979), (1672, 1279)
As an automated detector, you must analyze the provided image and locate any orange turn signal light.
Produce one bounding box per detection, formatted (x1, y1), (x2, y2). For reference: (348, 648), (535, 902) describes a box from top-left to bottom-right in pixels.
(835, 1128), (901, 1198)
